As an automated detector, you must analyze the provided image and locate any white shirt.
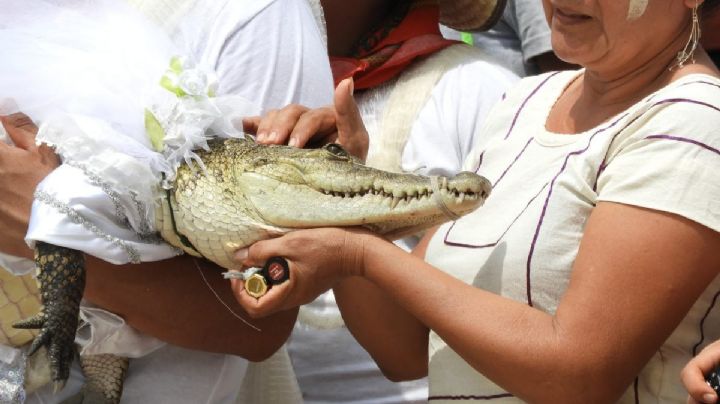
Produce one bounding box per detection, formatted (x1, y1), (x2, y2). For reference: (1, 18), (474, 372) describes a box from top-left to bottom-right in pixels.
(440, 0), (553, 77)
(424, 71), (720, 402)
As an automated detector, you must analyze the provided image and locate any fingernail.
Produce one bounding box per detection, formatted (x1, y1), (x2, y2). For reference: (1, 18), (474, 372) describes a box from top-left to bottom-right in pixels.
(288, 137), (298, 147)
(704, 393), (717, 403)
(235, 248), (248, 261)
(256, 132), (266, 141)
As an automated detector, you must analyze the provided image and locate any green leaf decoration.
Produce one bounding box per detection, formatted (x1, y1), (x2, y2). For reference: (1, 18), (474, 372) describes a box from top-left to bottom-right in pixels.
(169, 56), (184, 74)
(145, 109), (166, 152)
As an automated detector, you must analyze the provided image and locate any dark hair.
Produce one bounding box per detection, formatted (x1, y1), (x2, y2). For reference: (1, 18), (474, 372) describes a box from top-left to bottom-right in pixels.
(703, 0), (720, 17)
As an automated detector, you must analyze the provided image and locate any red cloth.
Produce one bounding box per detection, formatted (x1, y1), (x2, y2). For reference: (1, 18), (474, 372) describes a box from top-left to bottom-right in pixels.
(330, 5), (459, 90)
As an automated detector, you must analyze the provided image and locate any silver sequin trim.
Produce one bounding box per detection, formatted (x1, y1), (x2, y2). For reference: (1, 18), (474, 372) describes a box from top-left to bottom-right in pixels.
(0, 349), (26, 403)
(34, 190), (142, 263)
(64, 161), (162, 243)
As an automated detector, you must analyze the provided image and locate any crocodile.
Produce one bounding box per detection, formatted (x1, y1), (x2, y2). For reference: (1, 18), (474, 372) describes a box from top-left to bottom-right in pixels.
(12, 137), (492, 402)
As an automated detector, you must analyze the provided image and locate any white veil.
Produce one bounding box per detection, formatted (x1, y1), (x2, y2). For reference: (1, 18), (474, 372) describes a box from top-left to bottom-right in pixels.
(0, 0), (260, 270)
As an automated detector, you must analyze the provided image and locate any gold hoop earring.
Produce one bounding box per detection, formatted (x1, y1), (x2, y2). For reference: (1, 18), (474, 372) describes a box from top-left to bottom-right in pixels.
(672, 1), (702, 70)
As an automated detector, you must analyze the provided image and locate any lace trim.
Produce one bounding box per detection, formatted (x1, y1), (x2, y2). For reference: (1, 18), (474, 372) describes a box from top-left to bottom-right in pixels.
(34, 190), (142, 263)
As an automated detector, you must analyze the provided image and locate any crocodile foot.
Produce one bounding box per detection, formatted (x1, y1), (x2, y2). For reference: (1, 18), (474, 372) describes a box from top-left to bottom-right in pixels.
(14, 241), (85, 387)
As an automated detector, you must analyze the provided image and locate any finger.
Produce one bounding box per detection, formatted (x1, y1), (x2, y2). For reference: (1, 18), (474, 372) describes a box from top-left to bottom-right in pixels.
(1, 115), (37, 150)
(288, 108), (337, 148)
(333, 78), (369, 161)
(2, 112), (38, 133)
(255, 109), (279, 143)
(241, 116), (261, 135)
(38, 143), (61, 167)
(682, 362), (718, 403)
(233, 237), (287, 268)
(229, 279), (266, 317)
(262, 104), (309, 146)
(230, 277), (293, 318)
(253, 105), (308, 145)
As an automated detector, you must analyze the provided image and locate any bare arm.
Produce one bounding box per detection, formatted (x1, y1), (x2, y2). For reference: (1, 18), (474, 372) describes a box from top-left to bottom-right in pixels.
(359, 203), (718, 402)
(331, 231), (435, 382)
(84, 254), (297, 361)
(0, 114), (59, 259)
(235, 202), (720, 402)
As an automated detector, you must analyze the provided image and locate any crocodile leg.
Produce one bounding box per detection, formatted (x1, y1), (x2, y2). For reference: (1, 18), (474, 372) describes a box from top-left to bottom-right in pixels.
(61, 354), (129, 404)
(13, 241), (85, 390)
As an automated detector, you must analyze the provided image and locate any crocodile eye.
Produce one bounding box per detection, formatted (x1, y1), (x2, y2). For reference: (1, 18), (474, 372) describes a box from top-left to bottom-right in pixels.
(325, 143), (349, 158)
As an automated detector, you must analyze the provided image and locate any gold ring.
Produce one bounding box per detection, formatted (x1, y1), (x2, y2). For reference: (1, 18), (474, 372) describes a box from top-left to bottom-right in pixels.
(245, 273), (269, 299)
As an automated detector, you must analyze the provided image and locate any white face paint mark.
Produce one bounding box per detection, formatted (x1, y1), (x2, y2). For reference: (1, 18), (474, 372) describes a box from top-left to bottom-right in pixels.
(627, 0), (649, 21)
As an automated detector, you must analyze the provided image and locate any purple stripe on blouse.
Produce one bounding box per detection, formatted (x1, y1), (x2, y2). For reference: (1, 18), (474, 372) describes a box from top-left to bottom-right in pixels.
(503, 72), (561, 140)
(676, 80), (720, 92)
(593, 97), (720, 192)
(525, 115), (629, 306)
(445, 79), (720, 309)
(644, 135), (720, 156)
(492, 137), (534, 187)
(429, 393), (514, 401)
(473, 151), (485, 173)
(693, 289), (720, 356)
(444, 183), (549, 249)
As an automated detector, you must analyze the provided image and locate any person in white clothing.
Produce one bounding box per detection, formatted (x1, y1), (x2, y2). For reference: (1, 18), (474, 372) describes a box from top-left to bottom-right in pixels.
(440, 0), (573, 76)
(243, 0), (515, 402)
(0, 0), (332, 402)
(233, 0), (720, 402)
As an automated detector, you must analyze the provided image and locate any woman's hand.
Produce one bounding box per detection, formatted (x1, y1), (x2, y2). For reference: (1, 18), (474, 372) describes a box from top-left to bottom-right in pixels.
(682, 340), (720, 404)
(243, 78), (370, 161)
(230, 227), (377, 318)
(0, 113), (60, 258)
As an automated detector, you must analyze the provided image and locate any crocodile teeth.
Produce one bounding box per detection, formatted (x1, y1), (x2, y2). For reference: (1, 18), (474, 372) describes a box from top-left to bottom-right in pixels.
(391, 197), (401, 209)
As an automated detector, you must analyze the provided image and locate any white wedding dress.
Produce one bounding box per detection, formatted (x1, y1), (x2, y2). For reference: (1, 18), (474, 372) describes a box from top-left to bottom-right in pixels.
(0, 0), (261, 270)
(0, 0), (263, 401)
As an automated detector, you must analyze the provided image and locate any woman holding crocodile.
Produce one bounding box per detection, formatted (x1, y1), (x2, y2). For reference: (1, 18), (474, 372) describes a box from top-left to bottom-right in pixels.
(235, 0), (720, 401)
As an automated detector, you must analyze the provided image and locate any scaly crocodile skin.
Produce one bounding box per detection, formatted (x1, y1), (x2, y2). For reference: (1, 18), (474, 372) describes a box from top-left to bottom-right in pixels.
(0, 269), (40, 347)
(14, 242), (85, 383)
(14, 138), (492, 398)
(72, 354), (129, 404)
(160, 139), (491, 269)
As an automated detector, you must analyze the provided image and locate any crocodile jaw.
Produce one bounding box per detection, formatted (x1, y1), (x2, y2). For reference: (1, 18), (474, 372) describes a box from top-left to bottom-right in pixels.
(158, 139), (492, 269)
(239, 171), (490, 239)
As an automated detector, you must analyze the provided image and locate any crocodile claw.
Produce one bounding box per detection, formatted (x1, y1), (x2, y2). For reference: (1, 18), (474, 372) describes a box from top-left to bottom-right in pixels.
(13, 241), (85, 386)
(13, 314), (46, 330)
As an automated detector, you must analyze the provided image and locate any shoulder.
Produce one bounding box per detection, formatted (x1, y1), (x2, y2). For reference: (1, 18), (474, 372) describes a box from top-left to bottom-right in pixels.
(623, 74), (720, 142)
(436, 48), (520, 94)
(655, 74), (720, 109)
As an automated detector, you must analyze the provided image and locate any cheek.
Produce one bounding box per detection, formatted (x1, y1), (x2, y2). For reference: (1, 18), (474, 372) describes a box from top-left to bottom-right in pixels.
(541, 0), (553, 24)
(627, 0), (649, 21)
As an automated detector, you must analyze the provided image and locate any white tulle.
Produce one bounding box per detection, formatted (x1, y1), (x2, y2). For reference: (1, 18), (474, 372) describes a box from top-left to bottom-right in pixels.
(0, 0), (260, 267)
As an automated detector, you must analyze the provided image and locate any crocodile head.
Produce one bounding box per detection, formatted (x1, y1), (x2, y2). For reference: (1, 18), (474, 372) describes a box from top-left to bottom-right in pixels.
(164, 138), (491, 267)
